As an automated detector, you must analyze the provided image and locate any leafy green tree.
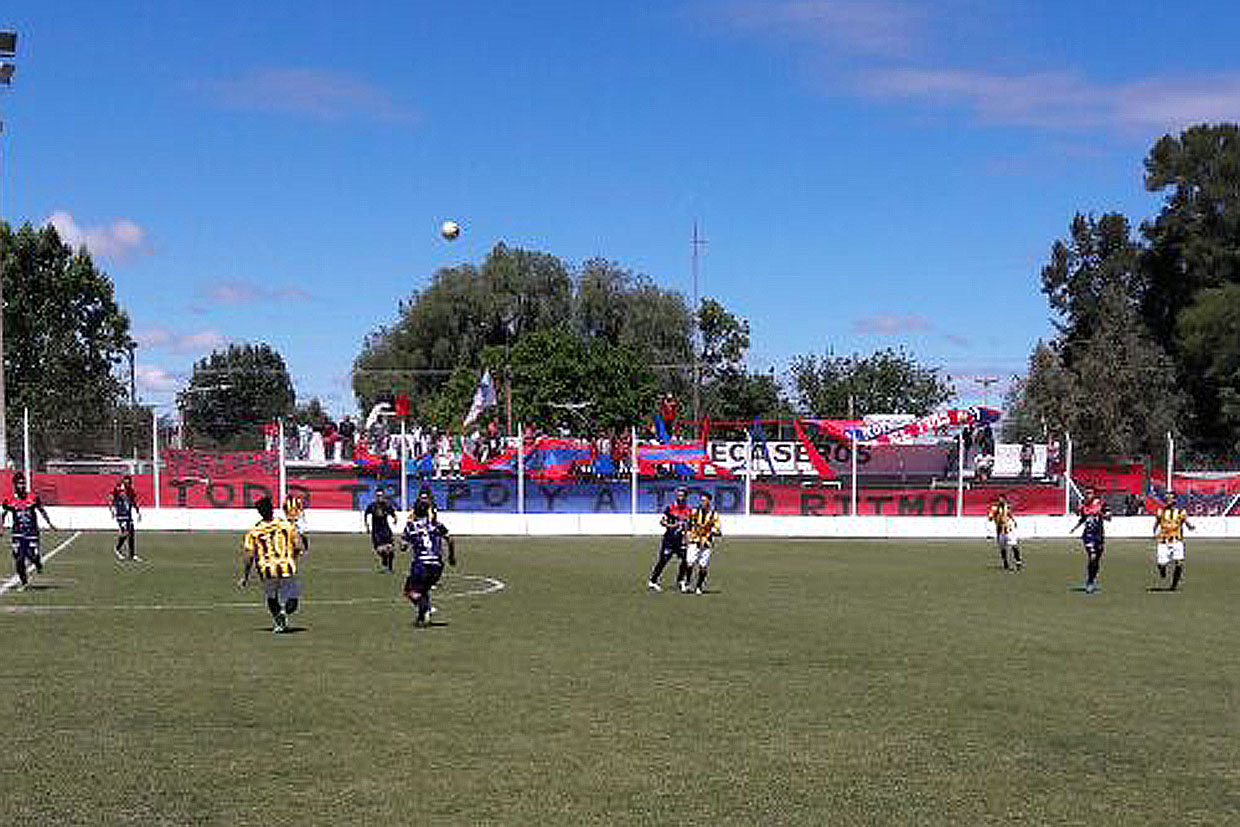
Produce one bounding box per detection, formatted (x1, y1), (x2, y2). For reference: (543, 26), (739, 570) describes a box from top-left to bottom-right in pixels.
(291, 397), (331, 430)
(179, 344), (295, 448)
(1175, 283), (1240, 451)
(1041, 213), (1145, 356)
(1141, 124), (1240, 347)
(353, 243), (573, 412)
(0, 222), (134, 459)
(790, 348), (954, 417)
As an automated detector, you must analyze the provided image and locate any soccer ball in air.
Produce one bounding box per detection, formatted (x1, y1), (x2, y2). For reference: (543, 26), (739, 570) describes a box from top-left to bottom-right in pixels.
(440, 220), (461, 240)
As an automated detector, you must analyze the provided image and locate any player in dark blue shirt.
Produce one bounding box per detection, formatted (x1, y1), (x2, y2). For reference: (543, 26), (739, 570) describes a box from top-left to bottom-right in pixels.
(364, 488), (398, 573)
(1070, 487), (1111, 593)
(400, 500), (456, 626)
(109, 475), (142, 562)
(4, 474), (57, 590)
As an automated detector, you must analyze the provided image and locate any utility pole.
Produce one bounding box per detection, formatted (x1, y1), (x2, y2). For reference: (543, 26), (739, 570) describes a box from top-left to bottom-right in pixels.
(691, 220), (707, 426)
(0, 30), (17, 471)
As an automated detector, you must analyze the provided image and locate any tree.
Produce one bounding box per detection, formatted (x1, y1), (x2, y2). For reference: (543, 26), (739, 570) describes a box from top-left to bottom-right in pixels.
(353, 244), (574, 413)
(790, 348), (954, 418)
(291, 397), (330, 430)
(1041, 213), (1145, 357)
(1141, 124), (1240, 347)
(1175, 283), (1240, 451)
(179, 344), (295, 448)
(0, 222), (134, 458)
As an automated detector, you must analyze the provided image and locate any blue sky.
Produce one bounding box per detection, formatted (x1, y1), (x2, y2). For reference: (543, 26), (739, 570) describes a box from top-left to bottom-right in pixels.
(2, 0), (1235, 418)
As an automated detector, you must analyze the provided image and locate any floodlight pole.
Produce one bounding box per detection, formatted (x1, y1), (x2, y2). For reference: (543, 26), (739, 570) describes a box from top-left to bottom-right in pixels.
(0, 30), (16, 472)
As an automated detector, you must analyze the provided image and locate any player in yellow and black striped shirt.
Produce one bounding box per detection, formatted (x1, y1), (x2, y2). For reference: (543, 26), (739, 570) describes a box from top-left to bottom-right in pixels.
(1153, 493), (1193, 591)
(684, 492), (722, 594)
(239, 496), (304, 633)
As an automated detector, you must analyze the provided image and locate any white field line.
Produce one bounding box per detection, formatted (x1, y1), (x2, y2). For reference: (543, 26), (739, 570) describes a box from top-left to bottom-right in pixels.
(0, 573), (506, 614)
(0, 531), (83, 598)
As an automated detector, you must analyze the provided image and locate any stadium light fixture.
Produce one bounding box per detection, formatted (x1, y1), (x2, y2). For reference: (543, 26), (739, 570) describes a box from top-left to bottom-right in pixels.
(0, 31), (15, 58)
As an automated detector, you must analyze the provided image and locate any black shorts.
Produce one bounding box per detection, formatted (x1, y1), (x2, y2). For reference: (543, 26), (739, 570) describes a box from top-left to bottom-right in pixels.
(404, 561), (443, 594)
(11, 537), (38, 562)
(116, 518), (134, 534)
(1082, 535), (1105, 555)
(371, 531), (394, 550)
(660, 534), (686, 558)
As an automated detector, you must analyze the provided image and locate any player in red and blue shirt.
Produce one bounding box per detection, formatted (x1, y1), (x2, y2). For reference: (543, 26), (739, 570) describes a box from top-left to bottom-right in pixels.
(647, 487), (693, 592)
(1070, 487), (1111, 594)
(109, 475), (142, 562)
(4, 474), (57, 590)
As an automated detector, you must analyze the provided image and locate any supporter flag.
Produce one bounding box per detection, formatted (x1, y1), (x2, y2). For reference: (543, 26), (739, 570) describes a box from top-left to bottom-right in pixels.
(463, 369), (497, 429)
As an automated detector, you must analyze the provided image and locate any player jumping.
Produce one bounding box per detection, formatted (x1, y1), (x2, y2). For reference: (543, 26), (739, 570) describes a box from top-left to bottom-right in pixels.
(1153, 493), (1193, 591)
(400, 499), (456, 627)
(647, 487), (692, 592)
(3, 473), (57, 591)
(1070, 486), (1110, 594)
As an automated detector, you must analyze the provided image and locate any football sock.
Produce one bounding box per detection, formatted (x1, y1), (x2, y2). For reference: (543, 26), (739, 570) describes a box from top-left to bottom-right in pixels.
(999, 550), (1009, 569)
(1086, 556), (1100, 585)
(266, 597), (283, 618)
(285, 598), (299, 616)
(1012, 547), (1022, 565)
(649, 554), (669, 583)
(115, 536), (125, 552)
(695, 569), (708, 590)
(15, 558), (28, 585)
(677, 561), (691, 587)
(1158, 564), (1167, 579)
(1171, 564), (1183, 590)
(33, 554), (42, 573)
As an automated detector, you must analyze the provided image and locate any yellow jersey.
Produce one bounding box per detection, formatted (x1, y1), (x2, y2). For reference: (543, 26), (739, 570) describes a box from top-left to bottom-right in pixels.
(243, 518), (302, 578)
(987, 502), (1015, 534)
(1155, 507), (1188, 542)
(687, 507), (721, 545)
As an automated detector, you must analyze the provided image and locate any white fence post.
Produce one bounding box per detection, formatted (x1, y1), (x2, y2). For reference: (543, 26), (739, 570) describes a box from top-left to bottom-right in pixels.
(152, 407), (161, 508)
(517, 424), (525, 516)
(1064, 432), (1073, 516)
(956, 432), (964, 518)
(401, 418), (409, 511)
(278, 419), (287, 505)
(630, 426), (638, 524)
(850, 436), (858, 516)
(745, 428), (753, 517)
(22, 407), (30, 484)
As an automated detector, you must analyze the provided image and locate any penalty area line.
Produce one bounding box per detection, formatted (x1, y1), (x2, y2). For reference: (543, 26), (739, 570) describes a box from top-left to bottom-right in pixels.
(0, 532), (83, 599)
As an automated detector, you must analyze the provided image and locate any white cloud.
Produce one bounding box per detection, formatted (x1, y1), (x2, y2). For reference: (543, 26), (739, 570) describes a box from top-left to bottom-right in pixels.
(720, 0), (926, 58)
(852, 314), (933, 335)
(46, 211), (147, 261)
(133, 327), (227, 354)
(200, 67), (419, 124)
(858, 69), (1240, 131)
(203, 279), (312, 306)
(135, 365), (182, 394)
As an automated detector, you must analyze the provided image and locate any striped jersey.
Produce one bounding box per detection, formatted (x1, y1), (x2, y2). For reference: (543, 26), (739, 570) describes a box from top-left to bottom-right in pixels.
(687, 507), (721, 545)
(6, 496), (43, 539)
(243, 518), (302, 578)
(402, 518), (448, 566)
(987, 501), (1016, 534)
(1155, 507), (1188, 542)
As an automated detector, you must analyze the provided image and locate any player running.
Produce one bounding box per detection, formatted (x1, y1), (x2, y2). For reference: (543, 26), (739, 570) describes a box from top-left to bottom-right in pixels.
(1153, 493), (1193, 591)
(109, 475), (142, 562)
(3, 473), (57, 591)
(400, 499), (456, 627)
(684, 492), (721, 594)
(1070, 487), (1111, 594)
(364, 487), (399, 573)
(239, 495), (305, 634)
(647, 487), (692, 592)
(986, 494), (1022, 571)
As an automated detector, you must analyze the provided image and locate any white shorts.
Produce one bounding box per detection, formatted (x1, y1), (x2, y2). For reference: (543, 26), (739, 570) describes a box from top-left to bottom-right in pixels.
(995, 531), (1018, 550)
(686, 542), (713, 569)
(1156, 541), (1185, 565)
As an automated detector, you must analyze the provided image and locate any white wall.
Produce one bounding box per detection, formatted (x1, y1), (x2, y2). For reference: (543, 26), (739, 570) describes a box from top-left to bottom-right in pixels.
(46, 508), (1240, 539)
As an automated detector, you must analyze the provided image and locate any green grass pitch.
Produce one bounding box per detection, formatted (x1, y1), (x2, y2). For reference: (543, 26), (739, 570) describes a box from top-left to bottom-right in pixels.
(2, 529), (1239, 825)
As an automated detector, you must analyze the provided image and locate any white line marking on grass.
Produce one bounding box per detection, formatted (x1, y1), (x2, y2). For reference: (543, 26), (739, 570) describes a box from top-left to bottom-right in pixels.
(0, 532), (83, 598)
(0, 573), (506, 614)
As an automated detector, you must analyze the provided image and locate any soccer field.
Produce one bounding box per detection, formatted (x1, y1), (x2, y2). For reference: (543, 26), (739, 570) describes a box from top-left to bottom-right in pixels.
(2, 530), (1239, 825)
